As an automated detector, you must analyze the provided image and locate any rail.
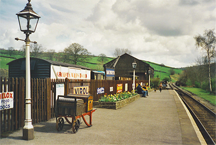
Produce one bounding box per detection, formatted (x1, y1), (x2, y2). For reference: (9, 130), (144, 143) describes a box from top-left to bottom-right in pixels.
(169, 83), (216, 145)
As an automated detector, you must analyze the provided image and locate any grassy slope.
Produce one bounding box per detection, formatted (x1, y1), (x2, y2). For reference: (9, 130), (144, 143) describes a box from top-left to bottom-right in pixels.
(82, 56), (114, 70)
(170, 74), (180, 83)
(181, 87), (216, 106)
(0, 49), (182, 80)
(145, 61), (182, 81)
(0, 57), (15, 69)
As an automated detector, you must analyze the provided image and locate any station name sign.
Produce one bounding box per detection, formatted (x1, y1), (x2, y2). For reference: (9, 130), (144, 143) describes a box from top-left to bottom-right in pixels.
(0, 92), (14, 110)
(106, 68), (115, 77)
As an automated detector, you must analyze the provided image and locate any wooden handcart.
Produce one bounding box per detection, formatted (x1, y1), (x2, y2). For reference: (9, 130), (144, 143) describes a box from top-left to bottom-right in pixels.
(55, 94), (96, 133)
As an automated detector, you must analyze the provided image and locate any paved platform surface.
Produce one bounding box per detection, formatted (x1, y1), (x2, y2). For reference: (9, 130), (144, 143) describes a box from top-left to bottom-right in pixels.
(1, 90), (204, 144)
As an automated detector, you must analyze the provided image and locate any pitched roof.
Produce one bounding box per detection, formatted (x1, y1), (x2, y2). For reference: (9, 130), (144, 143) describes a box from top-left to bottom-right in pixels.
(7, 57), (91, 70)
(104, 53), (154, 70)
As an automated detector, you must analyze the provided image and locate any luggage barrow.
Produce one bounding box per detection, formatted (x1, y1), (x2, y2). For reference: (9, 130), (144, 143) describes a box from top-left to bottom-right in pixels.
(56, 94), (96, 133)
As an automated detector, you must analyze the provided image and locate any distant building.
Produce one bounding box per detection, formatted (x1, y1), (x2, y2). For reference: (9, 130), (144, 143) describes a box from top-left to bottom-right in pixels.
(103, 53), (154, 80)
(91, 71), (105, 80)
(7, 57), (91, 80)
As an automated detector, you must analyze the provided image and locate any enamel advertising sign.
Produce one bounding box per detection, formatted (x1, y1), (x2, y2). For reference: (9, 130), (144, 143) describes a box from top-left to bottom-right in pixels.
(117, 84), (123, 93)
(51, 65), (91, 80)
(0, 92), (14, 110)
(73, 86), (89, 95)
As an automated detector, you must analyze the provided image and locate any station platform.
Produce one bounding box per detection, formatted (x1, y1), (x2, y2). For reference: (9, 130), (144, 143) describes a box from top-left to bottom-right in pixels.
(1, 90), (205, 144)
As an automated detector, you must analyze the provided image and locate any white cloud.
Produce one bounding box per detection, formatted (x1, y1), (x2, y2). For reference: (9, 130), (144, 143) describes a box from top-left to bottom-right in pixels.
(0, 0), (215, 68)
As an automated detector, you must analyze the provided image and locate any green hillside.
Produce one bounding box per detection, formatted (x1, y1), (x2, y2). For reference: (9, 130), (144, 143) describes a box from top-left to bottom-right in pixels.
(145, 61), (182, 82)
(0, 49), (182, 81)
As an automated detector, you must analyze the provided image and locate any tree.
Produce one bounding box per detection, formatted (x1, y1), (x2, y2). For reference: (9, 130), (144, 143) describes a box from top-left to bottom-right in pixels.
(20, 45), (26, 57)
(151, 78), (160, 89)
(195, 56), (208, 88)
(97, 53), (108, 64)
(169, 69), (175, 75)
(0, 69), (8, 77)
(194, 29), (216, 92)
(30, 44), (44, 58)
(47, 49), (55, 61)
(113, 48), (132, 57)
(162, 77), (170, 83)
(178, 70), (187, 86)
(63, 43), (91, 65)
(8, 47), (14, 56)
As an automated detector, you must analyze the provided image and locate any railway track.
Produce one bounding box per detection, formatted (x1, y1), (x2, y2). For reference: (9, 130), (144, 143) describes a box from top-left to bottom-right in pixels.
(169, 83), (216, 145)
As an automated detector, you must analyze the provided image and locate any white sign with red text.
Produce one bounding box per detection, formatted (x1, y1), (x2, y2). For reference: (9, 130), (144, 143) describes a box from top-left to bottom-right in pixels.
(51, 65), (91, 80)
(0, 92), (14, 110)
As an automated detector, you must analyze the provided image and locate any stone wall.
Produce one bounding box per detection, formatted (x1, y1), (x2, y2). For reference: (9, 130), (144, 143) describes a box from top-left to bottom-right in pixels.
(93, 94), (140, 109)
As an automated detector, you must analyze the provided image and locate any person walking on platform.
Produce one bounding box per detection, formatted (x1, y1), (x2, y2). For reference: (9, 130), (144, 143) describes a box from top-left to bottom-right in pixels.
(159, 83), (162, 92)
(137, 84), (147, 97)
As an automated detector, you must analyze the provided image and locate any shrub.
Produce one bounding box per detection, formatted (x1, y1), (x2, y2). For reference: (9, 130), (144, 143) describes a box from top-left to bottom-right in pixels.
(194, 81), (200, 88)
(186, 79), (192, 87)
(151, 78), (160, 88)
(201, 81), (209, 91)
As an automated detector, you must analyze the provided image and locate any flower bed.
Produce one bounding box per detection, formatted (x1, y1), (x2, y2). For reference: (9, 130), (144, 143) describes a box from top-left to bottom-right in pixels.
(94, 92), (140, 109)
(99, 91), (137, 102)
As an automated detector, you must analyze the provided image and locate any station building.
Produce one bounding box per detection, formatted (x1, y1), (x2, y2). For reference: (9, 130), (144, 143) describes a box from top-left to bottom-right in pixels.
(103, 53), (154, 80)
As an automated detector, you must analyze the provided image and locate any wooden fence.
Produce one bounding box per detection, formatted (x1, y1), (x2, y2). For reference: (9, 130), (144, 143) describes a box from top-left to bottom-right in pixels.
(0, 77), (148, 136)
(0, 77), (53, 136)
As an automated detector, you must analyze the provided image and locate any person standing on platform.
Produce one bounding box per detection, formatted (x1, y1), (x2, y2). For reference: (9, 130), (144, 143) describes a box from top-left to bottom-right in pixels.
(159, 83), (162, 92)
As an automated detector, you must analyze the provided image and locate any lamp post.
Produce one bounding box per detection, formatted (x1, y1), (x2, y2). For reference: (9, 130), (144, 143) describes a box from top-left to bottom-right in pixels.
(148, 69), (151, 89)
(132, 61), (137, 93)
(16, 0), (40, 140)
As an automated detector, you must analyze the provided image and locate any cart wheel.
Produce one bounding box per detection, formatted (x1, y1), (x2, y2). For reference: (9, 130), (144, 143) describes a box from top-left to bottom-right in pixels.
(72, 119), (80, 133)
(56, 117), (64, 131)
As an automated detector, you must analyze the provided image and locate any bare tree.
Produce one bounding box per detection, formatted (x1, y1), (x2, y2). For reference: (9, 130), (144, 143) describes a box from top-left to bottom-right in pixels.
(30, 44), (44, 58)
(8, 47), (14, 56)
(63, 43), (91, 65)
(97, 53), (108, 64)
(195, 57), (208, 88)
(20, 45), (26, 57)
(194, 29), (216, 92)
(113, 48), (132, 57)
(47, 49), (55, 61)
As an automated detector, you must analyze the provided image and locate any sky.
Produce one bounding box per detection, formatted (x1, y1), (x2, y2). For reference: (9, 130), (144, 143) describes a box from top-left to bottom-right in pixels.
(0, 0), (215, 68)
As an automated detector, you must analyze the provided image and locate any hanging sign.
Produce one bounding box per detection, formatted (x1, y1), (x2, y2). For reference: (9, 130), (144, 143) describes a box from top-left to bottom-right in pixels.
(0, 92), (14, 110)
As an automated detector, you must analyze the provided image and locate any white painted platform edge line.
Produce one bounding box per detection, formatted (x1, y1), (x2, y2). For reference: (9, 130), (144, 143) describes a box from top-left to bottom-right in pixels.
(174, 90), (207, 145)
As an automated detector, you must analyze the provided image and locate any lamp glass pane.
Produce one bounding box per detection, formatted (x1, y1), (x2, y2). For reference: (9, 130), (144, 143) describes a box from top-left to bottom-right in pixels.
(132, 62), (137, 69)
(18, 16), (28, 31)
(29, 18), (38, 32)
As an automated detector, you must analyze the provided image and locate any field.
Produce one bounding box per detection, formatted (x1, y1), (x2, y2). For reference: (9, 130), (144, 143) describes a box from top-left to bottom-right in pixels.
(0, 49), (182, 81)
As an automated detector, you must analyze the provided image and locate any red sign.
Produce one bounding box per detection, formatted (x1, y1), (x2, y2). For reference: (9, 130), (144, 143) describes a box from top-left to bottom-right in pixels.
(117, 84), (122, 93)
